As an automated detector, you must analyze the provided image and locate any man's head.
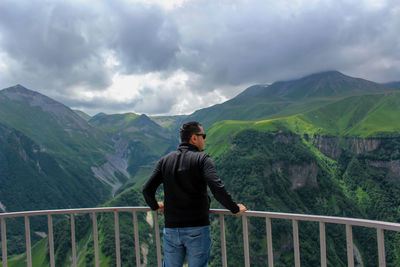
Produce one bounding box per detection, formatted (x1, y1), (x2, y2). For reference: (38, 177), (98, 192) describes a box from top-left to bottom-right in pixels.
(180, 121), (206, 151)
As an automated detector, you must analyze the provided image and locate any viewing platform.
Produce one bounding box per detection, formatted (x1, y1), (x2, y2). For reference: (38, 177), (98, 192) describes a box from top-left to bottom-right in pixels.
(1, 207), (400, 267)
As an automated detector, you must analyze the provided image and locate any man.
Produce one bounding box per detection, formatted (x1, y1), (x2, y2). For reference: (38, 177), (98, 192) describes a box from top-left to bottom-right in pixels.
(142, 121), (246, 267)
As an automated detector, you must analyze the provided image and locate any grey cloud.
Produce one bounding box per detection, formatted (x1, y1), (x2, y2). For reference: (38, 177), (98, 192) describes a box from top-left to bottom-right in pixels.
(0, 0), (112, 92)
(108, 2), (181, 74)
(176, 0), (400, 90)
(0, 0), (180, 92)
(1, 0), (399, 115)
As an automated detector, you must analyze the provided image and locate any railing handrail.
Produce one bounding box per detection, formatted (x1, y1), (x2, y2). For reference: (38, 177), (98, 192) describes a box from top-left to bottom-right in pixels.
(211, 209), (400, 231)
(0, 206), (151, 218)
(2, 207), (400, 267)
(2, 207), (400, 231)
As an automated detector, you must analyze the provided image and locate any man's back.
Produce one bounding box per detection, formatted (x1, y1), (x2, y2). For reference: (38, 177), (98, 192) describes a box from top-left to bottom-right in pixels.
(142, 121), (246, 267)
(143, 143), (239, 227)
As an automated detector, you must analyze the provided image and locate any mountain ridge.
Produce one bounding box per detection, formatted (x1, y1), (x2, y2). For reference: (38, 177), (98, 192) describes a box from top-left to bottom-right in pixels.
(3, 71), (400, 266)
(186, 71), (400, 128)
(235, 70), (390, 100)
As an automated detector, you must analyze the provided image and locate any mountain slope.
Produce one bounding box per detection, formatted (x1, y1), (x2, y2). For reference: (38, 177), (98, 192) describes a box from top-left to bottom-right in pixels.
(236, 71), (390, 99)
(187, 71), (399, 128)
(0, 85), (112, 164)
(0, 85), (117, 206)
(299, 91), (400, 137)
(0, 122), (107, 212)
(204, 117), (400, 266)
(88, 113), (180, 192)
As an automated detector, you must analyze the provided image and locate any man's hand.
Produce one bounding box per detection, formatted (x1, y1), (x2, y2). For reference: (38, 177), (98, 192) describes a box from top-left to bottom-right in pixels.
(235, 204), (247, 217)
(157, 201), (164, 213)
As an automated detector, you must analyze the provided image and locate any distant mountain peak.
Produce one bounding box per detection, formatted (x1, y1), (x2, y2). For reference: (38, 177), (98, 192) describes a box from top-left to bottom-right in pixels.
(306, 70), (344, 77)
(93, 112), (107, 118)
(236, 70), (386, 101)
(2, 84), (40, 96)
(134, 113), (160, 127)
(1, 85), (57, 105)
(0, 84), (91, 131)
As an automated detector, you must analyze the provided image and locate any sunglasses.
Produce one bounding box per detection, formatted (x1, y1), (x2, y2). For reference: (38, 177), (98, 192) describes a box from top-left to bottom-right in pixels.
(195, 133), (207, 139)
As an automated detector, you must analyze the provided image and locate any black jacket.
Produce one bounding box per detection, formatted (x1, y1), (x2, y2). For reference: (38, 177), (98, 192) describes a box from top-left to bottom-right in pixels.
(142, 143), (239, 227)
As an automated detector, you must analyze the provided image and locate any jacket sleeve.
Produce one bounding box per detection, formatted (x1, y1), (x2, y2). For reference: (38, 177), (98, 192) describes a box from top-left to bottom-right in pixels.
(142, 160), (163, 210)
(202, 155), (240, 214)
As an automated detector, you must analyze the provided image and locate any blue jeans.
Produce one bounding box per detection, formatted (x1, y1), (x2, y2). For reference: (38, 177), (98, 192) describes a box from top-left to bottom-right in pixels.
(163, 225), (211, 267)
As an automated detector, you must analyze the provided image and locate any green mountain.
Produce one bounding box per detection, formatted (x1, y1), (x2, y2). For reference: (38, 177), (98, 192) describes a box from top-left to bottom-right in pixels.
(89, 113), (176, 155)
(204, 122), (400, 266)
(0, 85), (114, 209)
(3, 71), (400, 266)
(0, 85), (127, 255)
(73, 110), (91, 121)
(87, 112), (180, 192)
(299, 92), (400, 137)
(187, 71), (399, 128)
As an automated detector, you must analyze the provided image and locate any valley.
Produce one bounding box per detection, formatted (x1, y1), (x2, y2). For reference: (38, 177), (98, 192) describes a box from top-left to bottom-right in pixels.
(1, 71), (400, 266)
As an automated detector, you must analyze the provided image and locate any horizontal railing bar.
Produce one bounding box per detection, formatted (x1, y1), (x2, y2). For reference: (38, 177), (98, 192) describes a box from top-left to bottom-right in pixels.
(2, 208), (400, 232)
(0, 207), (151, 218)
(210, 210), (400, 232)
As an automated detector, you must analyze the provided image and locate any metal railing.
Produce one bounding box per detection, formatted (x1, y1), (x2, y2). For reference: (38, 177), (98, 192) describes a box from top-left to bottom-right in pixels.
(1, 207), (400, 267)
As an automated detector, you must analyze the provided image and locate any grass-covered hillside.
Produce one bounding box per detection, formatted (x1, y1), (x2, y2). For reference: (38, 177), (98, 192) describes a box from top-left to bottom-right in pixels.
(205, 91), (400, 159)
(300, 92), (400, 137)
(204, 117), (400, 266)
(187, 71), (399, 128)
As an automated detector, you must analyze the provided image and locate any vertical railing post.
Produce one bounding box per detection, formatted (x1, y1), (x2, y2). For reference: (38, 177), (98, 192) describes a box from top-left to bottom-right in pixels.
(92, 213), (100, 267)
(377, 228), (386, 267)
(133, 211), (141, 267)
(346, 224), (354, 267)
(242, 215), (250, 267)
(292, 220), (300, 267)
(319, 222), (327, 267)
(266, 217), (274, 267)
(1, 217), (7, 267)
(114, 211), (121, 267)
(48, 215), (55, 267)
(219, 214), (228, 267)
(24, 216), (32, 267)
(153, 211), (162, 267)
(71, 214), (76, 267)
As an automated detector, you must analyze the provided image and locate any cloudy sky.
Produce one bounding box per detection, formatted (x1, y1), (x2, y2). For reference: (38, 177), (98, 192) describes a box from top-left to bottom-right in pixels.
(1, 0), (399, 116)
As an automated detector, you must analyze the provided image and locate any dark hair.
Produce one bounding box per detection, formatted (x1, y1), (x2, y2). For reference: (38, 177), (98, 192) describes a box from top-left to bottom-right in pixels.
(180, 121), (202, 143)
